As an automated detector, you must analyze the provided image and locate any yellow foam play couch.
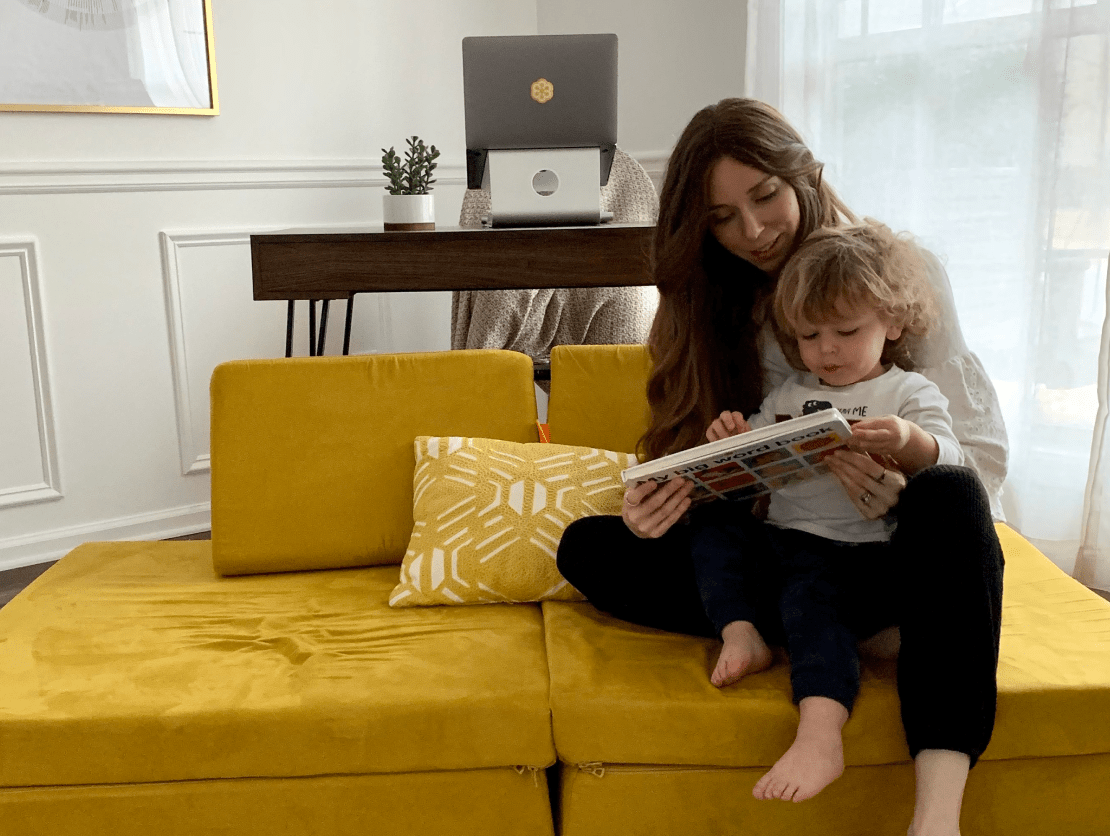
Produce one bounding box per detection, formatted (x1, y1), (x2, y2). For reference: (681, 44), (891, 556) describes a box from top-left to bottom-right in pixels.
(0, 346), (1108, 836)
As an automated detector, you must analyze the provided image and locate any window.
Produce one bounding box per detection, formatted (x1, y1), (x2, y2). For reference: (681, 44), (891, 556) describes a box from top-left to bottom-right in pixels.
(778, 0), (1110, 562)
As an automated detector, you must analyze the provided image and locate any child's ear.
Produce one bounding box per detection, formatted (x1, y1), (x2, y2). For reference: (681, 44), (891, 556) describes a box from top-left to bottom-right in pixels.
(885, 320), (904, 341)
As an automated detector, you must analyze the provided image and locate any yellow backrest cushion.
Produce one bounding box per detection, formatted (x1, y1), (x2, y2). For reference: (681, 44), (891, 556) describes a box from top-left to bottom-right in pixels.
(390, 436), (636, 606)
(210, 350), (538, 576)
(547, 344), (652, 452)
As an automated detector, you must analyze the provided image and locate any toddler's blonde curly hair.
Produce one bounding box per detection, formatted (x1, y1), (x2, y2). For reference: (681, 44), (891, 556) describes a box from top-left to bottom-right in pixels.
(772, 219), (936, 372)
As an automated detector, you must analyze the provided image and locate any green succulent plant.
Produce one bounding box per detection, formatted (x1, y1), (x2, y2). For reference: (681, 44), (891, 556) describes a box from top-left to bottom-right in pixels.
(381, 135), (440, 195)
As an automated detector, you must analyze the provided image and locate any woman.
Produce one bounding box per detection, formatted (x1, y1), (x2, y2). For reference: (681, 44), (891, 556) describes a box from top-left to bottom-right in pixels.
(555, 98), (1006, 836)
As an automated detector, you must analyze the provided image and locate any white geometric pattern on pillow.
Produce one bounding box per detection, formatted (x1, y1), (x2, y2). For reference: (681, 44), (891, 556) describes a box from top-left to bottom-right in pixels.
(389, 437), (637, 606)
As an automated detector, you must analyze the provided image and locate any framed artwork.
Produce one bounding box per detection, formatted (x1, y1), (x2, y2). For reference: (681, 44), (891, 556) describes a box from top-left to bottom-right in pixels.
(0, 0), (218, 115)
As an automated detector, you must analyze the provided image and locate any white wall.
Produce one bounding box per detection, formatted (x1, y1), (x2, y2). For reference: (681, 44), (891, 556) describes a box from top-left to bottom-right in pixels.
(0, 0), (747, 569)
(0, 0), (536, 568)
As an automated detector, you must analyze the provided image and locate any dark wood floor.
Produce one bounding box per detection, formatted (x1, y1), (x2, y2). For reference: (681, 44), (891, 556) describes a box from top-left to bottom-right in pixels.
(0, 531), (211, 610)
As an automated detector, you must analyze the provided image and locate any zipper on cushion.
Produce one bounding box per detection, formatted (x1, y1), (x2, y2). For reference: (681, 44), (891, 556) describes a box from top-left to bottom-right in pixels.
(514, 764), (542, 787)
(575, 762), (744, 778)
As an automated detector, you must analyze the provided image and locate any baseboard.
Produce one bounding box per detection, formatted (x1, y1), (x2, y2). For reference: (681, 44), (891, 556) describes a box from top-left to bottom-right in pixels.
(0, 503), (211, 572)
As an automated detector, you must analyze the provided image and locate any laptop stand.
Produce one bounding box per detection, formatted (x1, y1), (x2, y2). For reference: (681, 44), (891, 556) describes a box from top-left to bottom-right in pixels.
(483, 148), (607, 227)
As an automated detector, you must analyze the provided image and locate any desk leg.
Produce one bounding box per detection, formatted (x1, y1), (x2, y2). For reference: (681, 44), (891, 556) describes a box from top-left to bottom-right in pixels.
(285, 301), (295, 358)
(308, 300), (317, 356)
(343, 294), (355, 356)
(288, 299), (335, 357)
(317, 299), (330, 356)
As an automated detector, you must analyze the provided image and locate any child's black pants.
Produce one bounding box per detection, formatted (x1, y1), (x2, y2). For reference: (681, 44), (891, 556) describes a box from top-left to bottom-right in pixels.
(691, 514), (881, 714)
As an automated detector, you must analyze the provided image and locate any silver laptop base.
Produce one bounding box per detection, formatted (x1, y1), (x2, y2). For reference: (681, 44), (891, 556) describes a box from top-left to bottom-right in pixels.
(483, 148), (604, 227)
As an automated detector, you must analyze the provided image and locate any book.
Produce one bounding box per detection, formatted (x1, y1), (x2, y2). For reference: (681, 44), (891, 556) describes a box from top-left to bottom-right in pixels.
(621, 408), (853, 505)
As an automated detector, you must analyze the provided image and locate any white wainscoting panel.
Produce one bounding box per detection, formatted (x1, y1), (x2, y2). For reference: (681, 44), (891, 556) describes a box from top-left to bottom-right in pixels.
(161, 231), (286, 475)
(161, 228), (391, 476)
(0, 238), (61, 509)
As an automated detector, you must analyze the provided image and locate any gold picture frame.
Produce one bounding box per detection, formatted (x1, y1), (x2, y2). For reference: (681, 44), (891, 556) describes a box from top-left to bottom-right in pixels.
(0, 0), (218, 115)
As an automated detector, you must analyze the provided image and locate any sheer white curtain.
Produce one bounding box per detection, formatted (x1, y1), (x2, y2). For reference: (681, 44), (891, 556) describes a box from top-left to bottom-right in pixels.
(755, 0), (1110, 587)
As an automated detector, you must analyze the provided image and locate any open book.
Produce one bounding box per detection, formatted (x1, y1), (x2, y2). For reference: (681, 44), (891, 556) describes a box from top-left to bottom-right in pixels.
(621, 408), (853, 505)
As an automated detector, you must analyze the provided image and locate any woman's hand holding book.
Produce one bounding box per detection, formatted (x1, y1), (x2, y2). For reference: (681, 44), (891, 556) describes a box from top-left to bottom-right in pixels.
(622, 478), (695, 539)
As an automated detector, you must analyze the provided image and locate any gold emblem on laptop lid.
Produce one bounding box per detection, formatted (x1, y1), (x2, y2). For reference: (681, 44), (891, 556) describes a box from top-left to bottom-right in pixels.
(530, 78), (554, 103)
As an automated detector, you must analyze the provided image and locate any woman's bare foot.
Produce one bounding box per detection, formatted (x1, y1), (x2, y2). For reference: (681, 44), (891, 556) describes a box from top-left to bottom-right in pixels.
(711, 620), (773, 687)
(753, 696), (848, 802)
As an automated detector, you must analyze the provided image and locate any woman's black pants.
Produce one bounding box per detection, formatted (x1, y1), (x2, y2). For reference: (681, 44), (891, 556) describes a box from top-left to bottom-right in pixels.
(555, 465), (1004, 767)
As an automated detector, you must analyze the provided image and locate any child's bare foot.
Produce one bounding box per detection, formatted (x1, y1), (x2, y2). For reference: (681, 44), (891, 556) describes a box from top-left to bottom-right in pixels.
(711, 620), (773, 687)
(753, 696), (847, 802)
(753, 728), (844, 802)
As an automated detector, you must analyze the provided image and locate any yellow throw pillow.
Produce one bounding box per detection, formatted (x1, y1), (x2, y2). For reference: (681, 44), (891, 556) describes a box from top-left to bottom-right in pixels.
(389, 437), (637, 606)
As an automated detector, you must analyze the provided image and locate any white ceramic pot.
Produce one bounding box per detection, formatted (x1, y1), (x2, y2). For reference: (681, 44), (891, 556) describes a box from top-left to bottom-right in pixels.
(383, 193), (435, 231)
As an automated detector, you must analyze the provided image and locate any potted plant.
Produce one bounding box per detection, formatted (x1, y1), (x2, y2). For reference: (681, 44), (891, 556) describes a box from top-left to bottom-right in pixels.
(381, 136), (440, 231)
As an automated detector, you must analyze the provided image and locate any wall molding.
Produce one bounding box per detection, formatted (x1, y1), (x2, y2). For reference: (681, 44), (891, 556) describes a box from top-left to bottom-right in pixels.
(0, 238), (62, 510)
(0, 502), (211, 572)
(160, 230), (253, 476)
(0, 153), (668, 196)
(0, 159), (467, 196)
(161, 223), (382, 475)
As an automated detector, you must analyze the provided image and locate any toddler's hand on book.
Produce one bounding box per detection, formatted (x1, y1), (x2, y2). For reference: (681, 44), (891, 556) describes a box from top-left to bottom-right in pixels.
(706, 410), (751, 442)
(849, 415), (912, 455)
(849, 415), (939, 473)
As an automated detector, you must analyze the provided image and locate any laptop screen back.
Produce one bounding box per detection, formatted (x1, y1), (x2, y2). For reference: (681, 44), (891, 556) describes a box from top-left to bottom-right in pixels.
(462, 33), (617, 188)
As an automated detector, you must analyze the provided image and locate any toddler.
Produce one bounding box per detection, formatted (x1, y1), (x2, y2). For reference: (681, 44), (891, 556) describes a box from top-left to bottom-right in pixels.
(690, 220), (961, 804)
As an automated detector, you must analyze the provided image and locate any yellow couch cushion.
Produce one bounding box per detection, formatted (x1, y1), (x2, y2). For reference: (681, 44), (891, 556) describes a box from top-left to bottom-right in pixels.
(210, 350), (538, 576)
(544, 523), (1110, 767)
(548, 344), (651, 452)
(555, 754), (1110, 836)
(0, 769), (555, 836)
(390, 437), (635, 606)
(0, 541), (555, 787)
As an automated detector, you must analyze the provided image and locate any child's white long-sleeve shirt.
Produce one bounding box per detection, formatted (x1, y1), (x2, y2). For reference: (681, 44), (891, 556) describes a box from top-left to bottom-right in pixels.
(749, 366), (961, 543)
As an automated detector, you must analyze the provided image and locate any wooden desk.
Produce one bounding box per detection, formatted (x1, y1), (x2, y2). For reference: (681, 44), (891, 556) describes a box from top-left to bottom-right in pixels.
(250, 223), (655, 356)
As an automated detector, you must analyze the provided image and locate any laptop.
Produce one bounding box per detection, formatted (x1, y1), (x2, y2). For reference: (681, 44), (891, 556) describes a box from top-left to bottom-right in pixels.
(462, 33), (618, 226)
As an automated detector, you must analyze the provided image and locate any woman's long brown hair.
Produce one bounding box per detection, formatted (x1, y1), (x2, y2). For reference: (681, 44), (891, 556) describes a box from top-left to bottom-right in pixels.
(640, 98), (856, 462)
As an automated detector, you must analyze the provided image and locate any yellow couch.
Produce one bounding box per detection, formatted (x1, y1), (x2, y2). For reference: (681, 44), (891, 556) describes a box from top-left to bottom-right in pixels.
(1, 346), (1108, 836)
